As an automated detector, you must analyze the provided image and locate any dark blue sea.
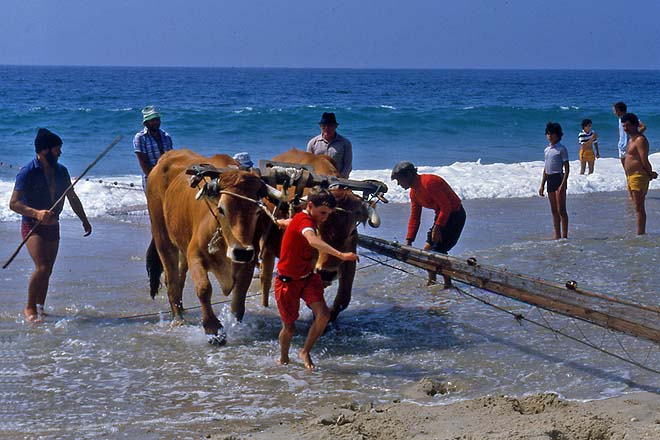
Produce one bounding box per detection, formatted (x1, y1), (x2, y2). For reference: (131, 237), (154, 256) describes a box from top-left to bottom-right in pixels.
(1, 66), (659, 176)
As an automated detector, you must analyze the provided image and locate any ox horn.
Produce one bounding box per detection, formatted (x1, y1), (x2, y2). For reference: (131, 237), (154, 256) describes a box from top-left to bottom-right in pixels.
(367, 204), (381, 228)
(265, 184), (287, 202)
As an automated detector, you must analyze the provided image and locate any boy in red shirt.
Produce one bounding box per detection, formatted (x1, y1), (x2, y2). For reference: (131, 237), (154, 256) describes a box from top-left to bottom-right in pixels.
(275, 187), (358, 370)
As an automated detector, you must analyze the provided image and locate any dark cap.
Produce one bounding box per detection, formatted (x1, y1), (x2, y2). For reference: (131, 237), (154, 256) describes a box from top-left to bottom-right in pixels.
(34, 128), (63, 152)
(391, 161), (417, 180)
(319, 112), (338, 126)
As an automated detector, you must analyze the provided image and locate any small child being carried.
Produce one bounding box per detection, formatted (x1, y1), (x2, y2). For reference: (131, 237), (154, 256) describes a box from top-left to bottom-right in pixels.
(578, 118), (599, 175)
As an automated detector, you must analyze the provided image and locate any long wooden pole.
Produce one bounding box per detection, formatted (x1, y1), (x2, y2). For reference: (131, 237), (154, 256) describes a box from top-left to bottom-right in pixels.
(358, 234), (660, 344)
(3, 135), (123, 269)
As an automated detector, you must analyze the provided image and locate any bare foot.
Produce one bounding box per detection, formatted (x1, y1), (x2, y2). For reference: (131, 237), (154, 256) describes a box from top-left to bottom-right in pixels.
(24, 308), (43, 323)
(278, 356), (290, 365)
(299, 351), (315, 370)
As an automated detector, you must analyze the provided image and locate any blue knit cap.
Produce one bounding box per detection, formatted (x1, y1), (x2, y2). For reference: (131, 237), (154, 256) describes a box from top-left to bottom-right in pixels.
(34, 128), (63, 152)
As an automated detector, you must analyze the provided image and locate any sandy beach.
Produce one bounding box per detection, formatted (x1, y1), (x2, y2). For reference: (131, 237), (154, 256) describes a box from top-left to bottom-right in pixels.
(241, 390), (660, 439)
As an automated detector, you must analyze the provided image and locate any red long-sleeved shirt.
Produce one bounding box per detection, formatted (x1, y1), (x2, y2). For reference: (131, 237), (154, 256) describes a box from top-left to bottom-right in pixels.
(406, 174), (462, 242)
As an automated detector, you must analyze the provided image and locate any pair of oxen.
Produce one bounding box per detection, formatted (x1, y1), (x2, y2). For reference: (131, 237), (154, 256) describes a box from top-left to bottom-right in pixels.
(145, 148), (384, 345)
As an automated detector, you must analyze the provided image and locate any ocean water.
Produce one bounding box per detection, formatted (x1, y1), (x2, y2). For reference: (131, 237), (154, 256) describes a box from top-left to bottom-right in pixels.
(1, 66), (660, 438)
(1, 66), (659, 220)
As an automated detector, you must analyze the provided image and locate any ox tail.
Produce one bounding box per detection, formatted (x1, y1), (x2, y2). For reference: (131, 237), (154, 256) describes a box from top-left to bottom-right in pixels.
(146, 239), (163, 299)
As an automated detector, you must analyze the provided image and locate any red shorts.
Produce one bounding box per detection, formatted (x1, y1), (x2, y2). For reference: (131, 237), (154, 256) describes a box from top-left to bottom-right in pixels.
(21, 221), (60, 242)
(275, 273), (325, 325)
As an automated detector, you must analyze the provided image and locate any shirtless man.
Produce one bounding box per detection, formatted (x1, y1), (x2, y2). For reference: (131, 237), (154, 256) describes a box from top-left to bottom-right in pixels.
(621, 113), (657, 235)
(613, 102), (646, 169)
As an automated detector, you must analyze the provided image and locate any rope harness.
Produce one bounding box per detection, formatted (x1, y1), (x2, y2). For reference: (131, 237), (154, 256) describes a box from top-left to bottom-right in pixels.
(193, 180), (281, 255)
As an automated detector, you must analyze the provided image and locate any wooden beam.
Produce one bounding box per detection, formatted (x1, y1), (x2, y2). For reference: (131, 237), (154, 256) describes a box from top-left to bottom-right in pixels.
(358, 234), (660, 344)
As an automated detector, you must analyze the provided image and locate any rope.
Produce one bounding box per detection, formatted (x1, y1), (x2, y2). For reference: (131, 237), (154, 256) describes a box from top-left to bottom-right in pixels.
(258, 199), (284, 260)
(116, 292), (262, 320)
(451, 283), (660, 376)
(0, 161), (21, 170)
(358, 247), (660, 376)
(84, 178), (142, 191)
(1, 158), (143, 190)
(217, 190), (279, 224)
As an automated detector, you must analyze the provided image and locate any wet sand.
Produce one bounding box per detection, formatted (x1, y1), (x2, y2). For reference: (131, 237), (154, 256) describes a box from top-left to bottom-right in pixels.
(1, 190), (659, 439)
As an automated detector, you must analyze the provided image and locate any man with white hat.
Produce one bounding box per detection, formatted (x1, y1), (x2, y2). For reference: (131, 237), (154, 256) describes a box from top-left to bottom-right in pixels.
(133, 105), (174, 190)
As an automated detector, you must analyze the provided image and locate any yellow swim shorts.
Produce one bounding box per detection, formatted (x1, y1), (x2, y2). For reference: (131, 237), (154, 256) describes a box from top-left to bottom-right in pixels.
(579, 149), (595, 162)
(627, 172), (650, 194)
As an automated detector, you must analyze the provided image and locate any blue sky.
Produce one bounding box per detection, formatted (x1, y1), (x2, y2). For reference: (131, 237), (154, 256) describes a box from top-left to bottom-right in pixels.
(3, 0), (660, 69)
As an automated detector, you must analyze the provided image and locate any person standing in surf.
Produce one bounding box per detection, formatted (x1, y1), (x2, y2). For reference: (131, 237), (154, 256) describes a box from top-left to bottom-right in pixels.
(621, 113), (657, 235)
(275, 187), (358, 370)
(307, 112), (353, 178)
(133, 105), (174, 191)
(391, 161), (466, 288)
(578, 118), (599, 175)
(613, 101), (646, 170)
(539, 122), (569, 239)
(9, 128), (92, 322)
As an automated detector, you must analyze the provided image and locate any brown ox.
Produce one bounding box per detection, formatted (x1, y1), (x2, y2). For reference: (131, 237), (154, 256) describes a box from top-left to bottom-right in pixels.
(146, 149), (277, 344)
(259, 148), (377, 323)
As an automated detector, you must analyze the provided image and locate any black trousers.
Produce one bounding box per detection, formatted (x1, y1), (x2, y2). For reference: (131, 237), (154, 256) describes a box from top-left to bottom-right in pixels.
(426, 205), (466, 254)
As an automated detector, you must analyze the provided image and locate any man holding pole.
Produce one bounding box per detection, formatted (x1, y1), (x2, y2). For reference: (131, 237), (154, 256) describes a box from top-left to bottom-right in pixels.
(9, 128), (92, 322)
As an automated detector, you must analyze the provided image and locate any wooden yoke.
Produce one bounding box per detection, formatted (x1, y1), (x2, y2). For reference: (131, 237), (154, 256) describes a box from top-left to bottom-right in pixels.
(187, 161), (389, 206)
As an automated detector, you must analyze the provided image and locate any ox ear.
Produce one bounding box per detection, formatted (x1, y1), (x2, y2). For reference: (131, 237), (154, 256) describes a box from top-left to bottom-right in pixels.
(367, 204), (381, 228)
(261, 183), (287, 203)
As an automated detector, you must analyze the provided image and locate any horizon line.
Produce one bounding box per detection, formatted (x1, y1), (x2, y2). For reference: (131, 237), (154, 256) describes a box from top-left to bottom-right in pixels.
(1, 63), (659, 72)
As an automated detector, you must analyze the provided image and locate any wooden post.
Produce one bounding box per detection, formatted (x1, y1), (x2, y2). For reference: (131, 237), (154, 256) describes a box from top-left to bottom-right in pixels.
(358, 234), (660, 344)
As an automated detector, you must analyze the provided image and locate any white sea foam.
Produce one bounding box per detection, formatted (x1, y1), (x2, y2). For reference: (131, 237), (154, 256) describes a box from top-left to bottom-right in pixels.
(353, 152), (660, 203)
(0, 154), (658, 221)
(0, 175), (147, 222)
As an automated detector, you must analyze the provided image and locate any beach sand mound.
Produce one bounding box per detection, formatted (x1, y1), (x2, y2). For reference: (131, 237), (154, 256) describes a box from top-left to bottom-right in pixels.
(246, 392), (660, 440)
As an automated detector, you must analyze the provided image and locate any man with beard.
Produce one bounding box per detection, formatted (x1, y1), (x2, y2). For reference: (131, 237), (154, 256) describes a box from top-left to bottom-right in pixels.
(133, 105), (174, 191)
(9, 128), (92, 322)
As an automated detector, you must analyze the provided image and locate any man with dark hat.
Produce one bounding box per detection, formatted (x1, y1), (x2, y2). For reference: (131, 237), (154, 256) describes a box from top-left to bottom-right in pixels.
(306, 112), (353, 178)
(391, 161), (466, 288)
(9, 128), (92, 322)
(133, 105), (174, 190)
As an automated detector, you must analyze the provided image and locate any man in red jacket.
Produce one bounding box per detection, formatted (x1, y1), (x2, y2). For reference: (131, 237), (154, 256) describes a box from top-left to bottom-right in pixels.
(391, 161), (466, 288)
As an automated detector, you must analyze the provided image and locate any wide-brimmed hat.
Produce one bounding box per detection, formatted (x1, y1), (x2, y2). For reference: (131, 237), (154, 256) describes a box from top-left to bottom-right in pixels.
(233, 152), (254, 168)
(319, 112), (339, 126)
(142, 106), (162, 123)
(391, 161), (417, 180)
